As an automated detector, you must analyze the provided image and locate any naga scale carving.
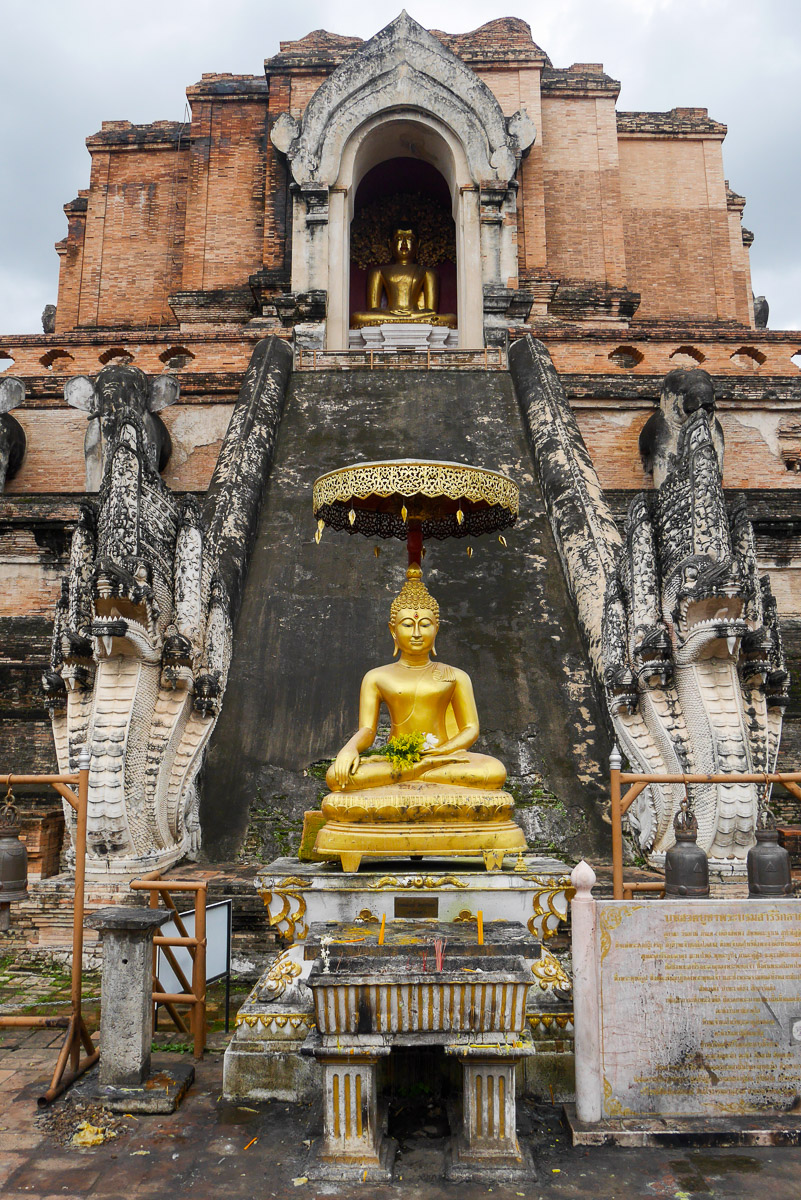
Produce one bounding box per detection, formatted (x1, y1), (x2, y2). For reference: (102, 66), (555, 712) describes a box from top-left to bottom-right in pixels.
(44, 340), (292, 878)
(602, 369), (788, 860)
(45, 365), (230, 873)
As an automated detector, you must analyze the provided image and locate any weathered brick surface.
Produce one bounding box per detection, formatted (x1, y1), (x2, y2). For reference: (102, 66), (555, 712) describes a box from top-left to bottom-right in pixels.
(618, 135), (737, 321)
(76, 125), (190, 330)
(182, 80), (269, 291)
(34, 17), (773, 339)
(540, 96), (621, 284)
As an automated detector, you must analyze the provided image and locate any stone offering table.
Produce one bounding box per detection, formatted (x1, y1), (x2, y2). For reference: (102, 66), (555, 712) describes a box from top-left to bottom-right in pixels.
(223, 857), (573, 1104)
(301, 919), (537, 1181)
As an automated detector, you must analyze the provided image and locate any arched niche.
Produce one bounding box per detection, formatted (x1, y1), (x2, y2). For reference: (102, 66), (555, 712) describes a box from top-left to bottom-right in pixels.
(273, 13), (534, 351)
(349, 158), (457, 326)
(325, 112), (482, 350)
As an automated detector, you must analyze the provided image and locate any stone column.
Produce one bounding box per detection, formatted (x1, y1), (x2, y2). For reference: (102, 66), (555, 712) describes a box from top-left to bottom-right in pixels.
(318, 1048), (387, 1164)
(88, 906), (169, 1087)
(570, 860), (602, 1122)
(460, 1054), (520, 1161)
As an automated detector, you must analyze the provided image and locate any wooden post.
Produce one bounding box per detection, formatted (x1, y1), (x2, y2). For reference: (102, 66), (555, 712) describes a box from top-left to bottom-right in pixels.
(193, 885), (207, 1059)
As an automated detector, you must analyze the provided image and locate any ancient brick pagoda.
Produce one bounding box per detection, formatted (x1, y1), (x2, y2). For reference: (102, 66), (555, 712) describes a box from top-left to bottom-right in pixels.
(1, 13), (799, 895)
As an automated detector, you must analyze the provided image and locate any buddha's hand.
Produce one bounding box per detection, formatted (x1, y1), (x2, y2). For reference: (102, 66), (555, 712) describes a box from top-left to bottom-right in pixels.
(332, 745), (361, 788)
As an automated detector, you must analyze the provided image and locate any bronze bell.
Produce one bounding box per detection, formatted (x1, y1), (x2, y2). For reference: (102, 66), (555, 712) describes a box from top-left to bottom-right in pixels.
(747, 807), (792, 897)
(664, 797), (709, 898)
(0, 788), (28, 930)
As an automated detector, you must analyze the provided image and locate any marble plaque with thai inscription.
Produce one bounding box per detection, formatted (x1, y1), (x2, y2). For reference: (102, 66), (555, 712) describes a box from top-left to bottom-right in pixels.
(596, 899), (801, 1117)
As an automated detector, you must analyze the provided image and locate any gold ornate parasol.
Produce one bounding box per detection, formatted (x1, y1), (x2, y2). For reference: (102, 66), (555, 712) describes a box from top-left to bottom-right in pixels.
(312, 459), (518, 561)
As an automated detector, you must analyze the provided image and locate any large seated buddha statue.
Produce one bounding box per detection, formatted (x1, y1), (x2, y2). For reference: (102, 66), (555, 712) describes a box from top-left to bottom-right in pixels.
(314, 565), (526, 871)
(351, 228), (457, 329)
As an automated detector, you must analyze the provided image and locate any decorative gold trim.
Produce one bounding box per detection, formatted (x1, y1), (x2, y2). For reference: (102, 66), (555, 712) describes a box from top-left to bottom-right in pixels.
(526, 1012), (573, 1032)
(531, 945), (572, 992)
(313, 460), (519, 515)
(234, 1012), (316, 1032)
(356, 909), (380, 923)
(366, 874), (469, 891)
(525, 875), (575, 942)
(321, 793), (516, 823)
(258, 876), (309, 941)
(603, 1075), (635, 1117)
(258, 948), (302, 1000)
(598, 904), (643, 962)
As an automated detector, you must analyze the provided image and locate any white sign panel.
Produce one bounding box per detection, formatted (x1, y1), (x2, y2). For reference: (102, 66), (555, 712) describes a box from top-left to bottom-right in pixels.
(156, 900), (231, 995)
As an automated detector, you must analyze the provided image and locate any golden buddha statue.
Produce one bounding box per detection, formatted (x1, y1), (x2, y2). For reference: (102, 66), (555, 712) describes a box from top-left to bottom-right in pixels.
(350, 228), (457, 329)
(315, 565), (526, 872)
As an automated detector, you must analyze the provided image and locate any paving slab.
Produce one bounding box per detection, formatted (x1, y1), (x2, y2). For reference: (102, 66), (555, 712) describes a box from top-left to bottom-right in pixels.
(0, 1024), (799, 1198)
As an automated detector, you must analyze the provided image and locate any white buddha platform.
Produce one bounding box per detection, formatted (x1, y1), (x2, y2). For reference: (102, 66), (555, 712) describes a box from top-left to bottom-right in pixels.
(349, 323), (459, 350)
(222, 854), (575, 1103)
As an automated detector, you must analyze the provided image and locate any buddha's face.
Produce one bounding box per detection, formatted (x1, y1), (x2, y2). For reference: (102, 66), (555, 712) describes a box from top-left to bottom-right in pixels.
(391, 228), (418, 264)
(391, 607), (438, 656)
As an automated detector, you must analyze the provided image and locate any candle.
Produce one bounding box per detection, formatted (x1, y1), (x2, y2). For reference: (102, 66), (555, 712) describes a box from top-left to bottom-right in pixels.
(477, 910), (483, 945)
(378, 913), (386, 945)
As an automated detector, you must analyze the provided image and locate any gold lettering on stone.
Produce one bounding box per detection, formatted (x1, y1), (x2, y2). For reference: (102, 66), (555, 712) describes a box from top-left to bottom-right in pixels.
(597, 901), (801, 1117)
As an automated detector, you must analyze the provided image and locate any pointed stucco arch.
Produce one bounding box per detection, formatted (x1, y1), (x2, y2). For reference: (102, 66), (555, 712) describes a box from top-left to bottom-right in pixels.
(325, 113), (482, 349)
(271, 12), (535, 350)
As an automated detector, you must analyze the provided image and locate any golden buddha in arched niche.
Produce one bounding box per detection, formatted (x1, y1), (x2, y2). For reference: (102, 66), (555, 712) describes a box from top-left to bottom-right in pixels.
(351, 228), (457, 329)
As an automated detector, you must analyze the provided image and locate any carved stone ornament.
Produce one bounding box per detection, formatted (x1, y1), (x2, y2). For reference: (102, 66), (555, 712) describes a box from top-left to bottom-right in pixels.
(46, 339), (293, 878)
(0, 375), (27, 491)
(602, 368), (789, 860)
(269, 12), (534, 190)
(47, 379), (230, 875)
(65, 364), (179, 492)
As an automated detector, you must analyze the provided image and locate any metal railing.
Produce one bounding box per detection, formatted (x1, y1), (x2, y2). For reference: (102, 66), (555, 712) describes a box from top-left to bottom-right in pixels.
(609, 750), (801, 900)
(0, 751), (99, 1105)
(130, 874), (208, 1058)
(295, 346), (507, 371)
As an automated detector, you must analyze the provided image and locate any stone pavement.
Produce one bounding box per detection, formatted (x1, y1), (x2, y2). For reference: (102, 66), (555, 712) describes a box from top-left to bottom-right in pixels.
(2, 1025), (801, 1200)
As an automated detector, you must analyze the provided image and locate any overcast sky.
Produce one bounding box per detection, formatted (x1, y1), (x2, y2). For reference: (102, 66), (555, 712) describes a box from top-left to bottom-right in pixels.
(2, 0), (799, 337)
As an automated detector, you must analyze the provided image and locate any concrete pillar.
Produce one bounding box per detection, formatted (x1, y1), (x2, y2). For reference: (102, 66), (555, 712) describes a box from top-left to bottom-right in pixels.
(88, 906), (169, 1087)
(319, 1050), (385, 1163)
(570, 860), (602, 1122)
(460, 1055), (520, 1160)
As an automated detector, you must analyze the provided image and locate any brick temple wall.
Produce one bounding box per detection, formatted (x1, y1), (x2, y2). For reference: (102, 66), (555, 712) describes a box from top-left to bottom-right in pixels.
(40, 19), (758, 339)
(3, 15), (801, 803)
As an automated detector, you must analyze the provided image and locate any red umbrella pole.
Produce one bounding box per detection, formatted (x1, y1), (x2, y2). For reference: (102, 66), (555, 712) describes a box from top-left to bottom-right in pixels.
(407, 523), (423, 567)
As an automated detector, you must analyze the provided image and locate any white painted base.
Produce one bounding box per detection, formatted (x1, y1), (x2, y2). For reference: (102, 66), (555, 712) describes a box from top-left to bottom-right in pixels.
(348, 323), (458, 350)
(256, 855), (574, 943)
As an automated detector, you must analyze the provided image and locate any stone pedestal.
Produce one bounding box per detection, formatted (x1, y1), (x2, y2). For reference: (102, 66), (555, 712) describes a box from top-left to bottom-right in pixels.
(311, 1043), (395, 1180)
(223, 857), (574, 1103)
(446, 1042), (536, 1180)
(256, 855), (573, 938)
(348, 323), (458, 350)
(89, 906), (169, 1086)
(85, 906), (194, 1113)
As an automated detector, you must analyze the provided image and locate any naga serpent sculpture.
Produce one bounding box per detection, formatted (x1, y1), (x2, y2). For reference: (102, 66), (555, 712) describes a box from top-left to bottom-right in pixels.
(602, 369), (788, 860)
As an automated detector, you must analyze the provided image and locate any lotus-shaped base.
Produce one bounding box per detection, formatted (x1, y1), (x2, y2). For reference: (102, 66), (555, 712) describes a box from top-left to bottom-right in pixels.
(315, 782), (526, 872)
